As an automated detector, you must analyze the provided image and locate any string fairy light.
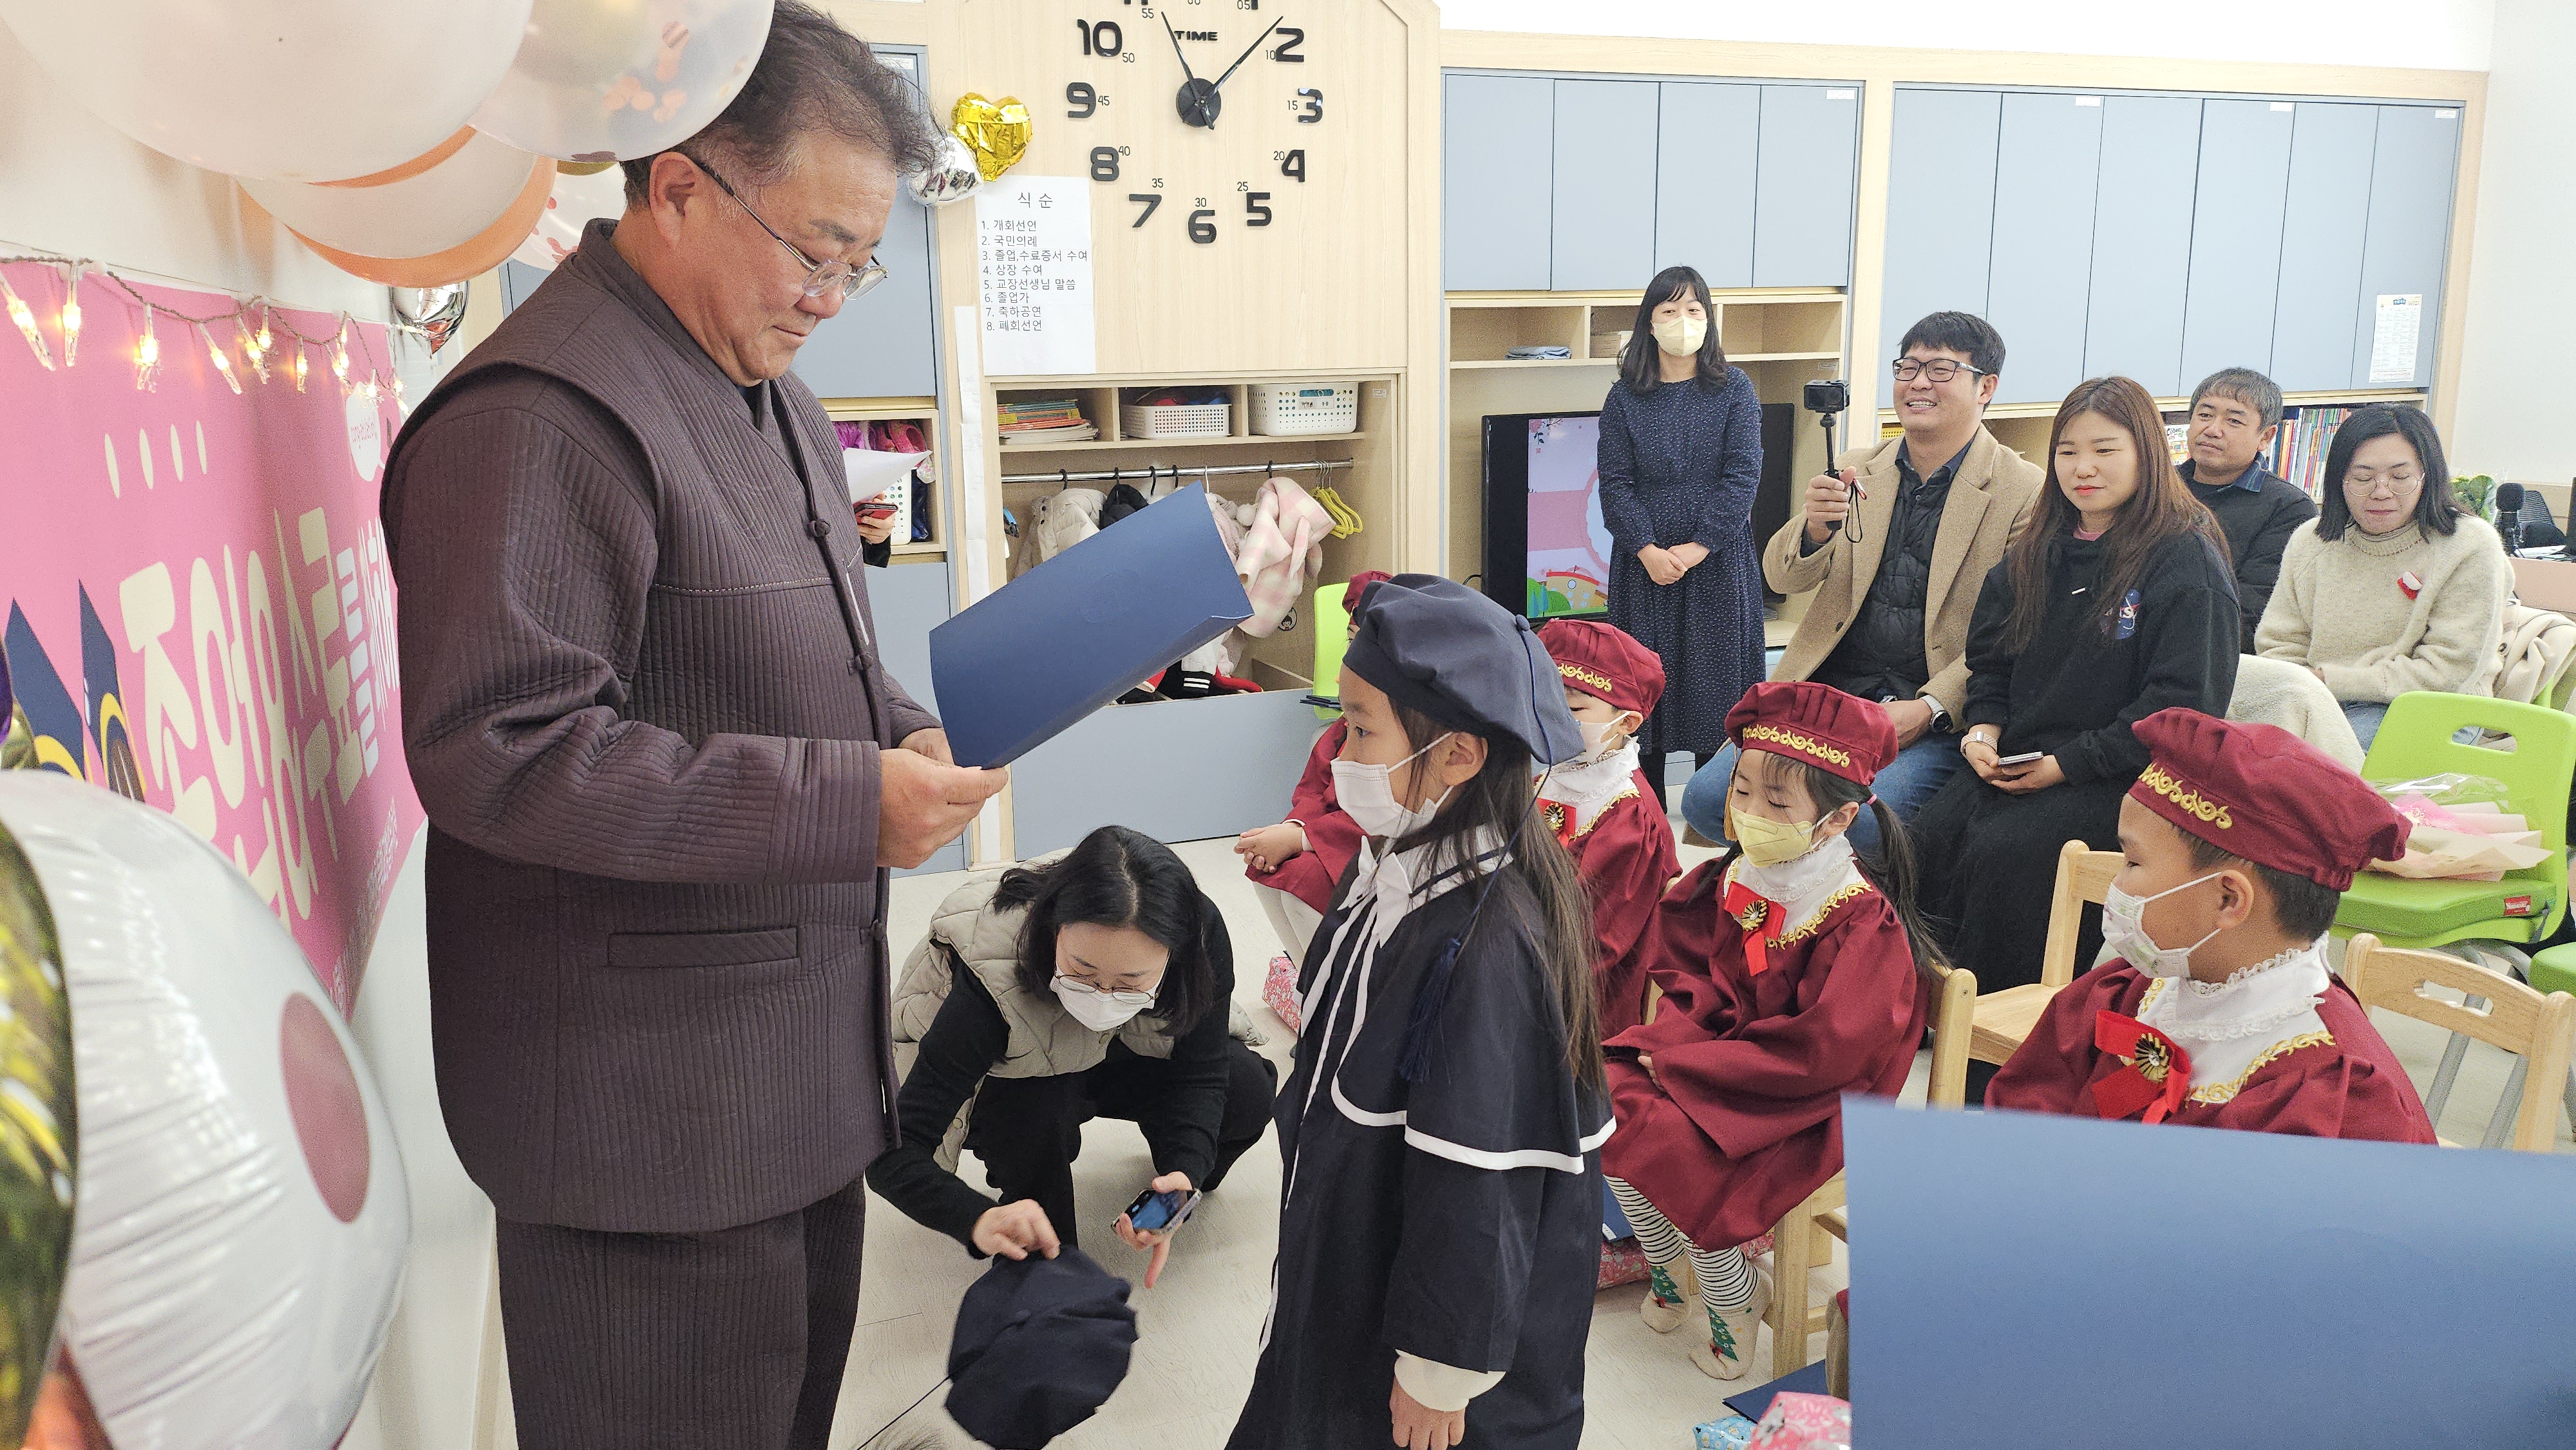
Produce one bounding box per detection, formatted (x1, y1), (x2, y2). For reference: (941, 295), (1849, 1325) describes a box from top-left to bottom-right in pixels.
(57, 261), (80, 368)
(291, 340), (308, 392)
(133, 307), (160, 391)
(1, 271), (55, 371)
(233, 314), (270, 382)
(196, 322), (242, 395)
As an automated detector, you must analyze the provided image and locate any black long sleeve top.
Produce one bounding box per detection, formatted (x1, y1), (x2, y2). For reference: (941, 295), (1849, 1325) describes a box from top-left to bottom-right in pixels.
(1962, 530), (2241, 786)
(2181, 460), (2318, 652)
(865, 910), (1237, 1252)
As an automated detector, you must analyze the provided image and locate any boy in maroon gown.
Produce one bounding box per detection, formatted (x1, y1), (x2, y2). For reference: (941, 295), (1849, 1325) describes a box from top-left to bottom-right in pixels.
(1989, 708), (2437, 1143)
(1239, 571), (1392, 961)
(1602, 682), (1940, 1379)
(1535, 619), (1683, 1039)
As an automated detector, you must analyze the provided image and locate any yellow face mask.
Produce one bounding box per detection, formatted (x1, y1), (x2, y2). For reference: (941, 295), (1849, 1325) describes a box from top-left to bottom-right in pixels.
(1728, 807), (1817, 868)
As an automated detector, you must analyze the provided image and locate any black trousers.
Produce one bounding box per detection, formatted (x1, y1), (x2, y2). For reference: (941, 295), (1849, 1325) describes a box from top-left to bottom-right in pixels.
(965, 1037), (1278, 1250)
(494, 1176), (866, 1450)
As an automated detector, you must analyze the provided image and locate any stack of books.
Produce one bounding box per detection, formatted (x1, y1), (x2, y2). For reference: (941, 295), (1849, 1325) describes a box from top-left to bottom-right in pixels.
(997, 397), (1098, 446)
(2261, 406), (2364, 501)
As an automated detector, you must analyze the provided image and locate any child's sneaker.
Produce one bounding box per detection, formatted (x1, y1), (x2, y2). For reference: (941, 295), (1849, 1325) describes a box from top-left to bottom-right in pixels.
(1690, 1268), (1772, 1381)
(1639, 1263), (1690, 1333)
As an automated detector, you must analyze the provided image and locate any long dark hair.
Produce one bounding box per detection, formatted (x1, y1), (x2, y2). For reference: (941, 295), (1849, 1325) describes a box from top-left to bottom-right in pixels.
(998, 825), (1224, 1033)
(2002, 376), (2230, 653)
(1384, 702), (1605, 1091)
(1619, 265), (1730, 394)
(2315, 403), (2458, 542)
(1714, 752), (1946, 981)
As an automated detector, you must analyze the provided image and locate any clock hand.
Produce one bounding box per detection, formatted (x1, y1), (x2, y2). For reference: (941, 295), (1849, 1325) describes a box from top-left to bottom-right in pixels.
(1208, 17), (1282, 95)
(1159, 9), (1199, 82)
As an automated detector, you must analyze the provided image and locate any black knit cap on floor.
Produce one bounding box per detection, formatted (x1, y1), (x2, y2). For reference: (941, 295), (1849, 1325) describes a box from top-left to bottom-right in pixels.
(945, 1248), (1138, 1448)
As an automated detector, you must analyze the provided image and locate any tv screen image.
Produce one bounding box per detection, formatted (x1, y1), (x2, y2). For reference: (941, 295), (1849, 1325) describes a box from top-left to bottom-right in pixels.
(1523, 415), (1611, 619)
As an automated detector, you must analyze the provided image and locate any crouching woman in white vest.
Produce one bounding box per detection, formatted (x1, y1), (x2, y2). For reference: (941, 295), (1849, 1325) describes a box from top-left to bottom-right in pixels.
(868, 825), (1279, 1286)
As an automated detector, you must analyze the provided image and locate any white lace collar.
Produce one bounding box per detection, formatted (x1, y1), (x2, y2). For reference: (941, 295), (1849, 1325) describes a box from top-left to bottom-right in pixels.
(1725, 834), (1865, 928)
(1347, 826), (1509, 948)
(1536, 743), (1642, 831)
(2136, 937), (2334, 1096)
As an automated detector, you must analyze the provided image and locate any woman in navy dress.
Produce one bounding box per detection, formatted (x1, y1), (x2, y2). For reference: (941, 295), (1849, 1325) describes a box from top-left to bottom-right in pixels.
(1597, 265), (1768, 809)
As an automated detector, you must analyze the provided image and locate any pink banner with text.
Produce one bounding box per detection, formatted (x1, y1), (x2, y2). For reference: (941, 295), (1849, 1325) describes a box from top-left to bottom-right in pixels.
(0, 261), (419, 1011)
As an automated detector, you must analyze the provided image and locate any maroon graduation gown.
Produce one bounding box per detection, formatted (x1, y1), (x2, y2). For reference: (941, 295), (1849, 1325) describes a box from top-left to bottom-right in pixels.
(1600, 859), (1931, 1249)
(1546, 770), (1681, 1040)
(1245, 720), (1363, 916)
(1988, 963), (2439, 1142)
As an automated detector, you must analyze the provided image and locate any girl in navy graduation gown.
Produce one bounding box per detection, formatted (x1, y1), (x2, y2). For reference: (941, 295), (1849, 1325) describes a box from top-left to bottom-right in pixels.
(1228, 576), (1610, 1450)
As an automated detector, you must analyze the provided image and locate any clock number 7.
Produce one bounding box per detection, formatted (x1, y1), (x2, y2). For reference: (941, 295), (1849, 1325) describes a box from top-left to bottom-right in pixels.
(1277, 148), (1305, 182)
(1128, 194), (1162, 228)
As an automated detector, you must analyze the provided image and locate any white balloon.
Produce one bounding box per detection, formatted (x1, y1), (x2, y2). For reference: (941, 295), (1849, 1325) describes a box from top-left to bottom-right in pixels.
(510, 163), (634, 270)
(0, 0), (535, 182)
(473, 0), (775, 164)
(239, 131), (542, 259)
(0, 775), (410, 1450)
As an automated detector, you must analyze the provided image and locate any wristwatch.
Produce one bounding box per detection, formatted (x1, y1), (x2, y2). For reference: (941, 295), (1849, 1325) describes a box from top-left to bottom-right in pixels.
(1919, 697), (1953, 734)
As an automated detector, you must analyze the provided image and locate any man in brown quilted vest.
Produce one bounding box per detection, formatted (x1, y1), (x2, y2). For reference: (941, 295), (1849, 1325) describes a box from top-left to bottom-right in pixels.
(381, 7), (1005, 1445)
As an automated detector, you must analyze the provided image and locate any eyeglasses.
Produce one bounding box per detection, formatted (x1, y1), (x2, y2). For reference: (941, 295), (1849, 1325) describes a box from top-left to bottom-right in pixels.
(1053, 972), (1159, 1006)
(1891, 358), (1991, 384)
(681, 150), (889, 302)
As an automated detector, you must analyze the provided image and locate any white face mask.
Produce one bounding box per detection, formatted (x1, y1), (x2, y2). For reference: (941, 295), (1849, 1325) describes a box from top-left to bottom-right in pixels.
(1052, 972), (1157, 1032)
(1652, 315), (1707, 358)
(1573, 717), (1632, 767)
(2101, 874), (2224, 979)
(1332, 732), (1455, 840)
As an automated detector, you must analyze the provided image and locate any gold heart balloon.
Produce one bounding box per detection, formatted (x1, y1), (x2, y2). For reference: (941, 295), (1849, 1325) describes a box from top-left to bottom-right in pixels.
(951, 93), (1033, 182)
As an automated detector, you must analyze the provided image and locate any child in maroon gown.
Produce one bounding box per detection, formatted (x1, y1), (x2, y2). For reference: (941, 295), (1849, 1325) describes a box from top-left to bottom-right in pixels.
(1602, 682), (1940, 1379)
(1239, 571), (1392, 963)
(1535, 619), (1682, 1040)
(1989, 709), (2437, 1142)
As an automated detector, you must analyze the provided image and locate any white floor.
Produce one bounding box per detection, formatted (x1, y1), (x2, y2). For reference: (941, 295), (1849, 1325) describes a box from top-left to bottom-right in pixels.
(829, 830), (2573, 1449)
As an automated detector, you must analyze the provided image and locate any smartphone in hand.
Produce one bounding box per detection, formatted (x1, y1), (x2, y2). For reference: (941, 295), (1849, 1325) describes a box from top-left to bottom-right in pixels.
(1120, 1185), (1202, 1234)
(1994, 750), (2045, 767)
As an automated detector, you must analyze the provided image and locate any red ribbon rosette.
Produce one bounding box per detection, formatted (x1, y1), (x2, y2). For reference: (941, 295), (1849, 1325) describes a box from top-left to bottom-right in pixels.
(2088, 1011), (2193, 1124)
(1723, 879), (1784, 975)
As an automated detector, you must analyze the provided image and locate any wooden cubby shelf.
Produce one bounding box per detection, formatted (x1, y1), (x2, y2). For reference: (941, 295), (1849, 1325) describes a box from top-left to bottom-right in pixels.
(822, 396), (946, 560)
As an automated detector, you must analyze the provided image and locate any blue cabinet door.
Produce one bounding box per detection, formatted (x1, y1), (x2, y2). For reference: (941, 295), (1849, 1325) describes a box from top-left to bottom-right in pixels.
(1550, 79), (1661, 291)
(790, 46), (937, 399)
(1879, 88), (2002, 370)
(1985, 92), (2106, 406)
(1752, 84), (1861, 288)
(2269, 102), (2378, 393)
(1444, 73), (1555, 290)
(2082, 95), (2201, 399)
(2349, 104), (2460, 390)
(2178, 99), (2297, 389)
(1654, 81), (1759, 288)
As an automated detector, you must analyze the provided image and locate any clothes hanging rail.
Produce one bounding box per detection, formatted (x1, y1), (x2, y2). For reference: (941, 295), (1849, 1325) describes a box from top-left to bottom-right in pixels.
(998, 458), (1351, 486)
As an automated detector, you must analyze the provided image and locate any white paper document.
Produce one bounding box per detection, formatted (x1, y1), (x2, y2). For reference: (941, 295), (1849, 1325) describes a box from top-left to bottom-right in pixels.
(975, 177), (1097, 376)
(2369, 294), (2423, 384)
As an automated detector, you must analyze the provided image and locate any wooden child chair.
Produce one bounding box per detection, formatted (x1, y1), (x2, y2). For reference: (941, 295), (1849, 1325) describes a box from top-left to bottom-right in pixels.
(1764, 956), (1977, 1379)
(2342, 932), (2576, 1153)
(1967, 840), (2121, 1066)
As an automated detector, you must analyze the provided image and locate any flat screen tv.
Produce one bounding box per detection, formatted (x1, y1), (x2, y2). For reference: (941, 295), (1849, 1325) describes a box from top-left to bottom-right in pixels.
(1480, 411), (1608, 621)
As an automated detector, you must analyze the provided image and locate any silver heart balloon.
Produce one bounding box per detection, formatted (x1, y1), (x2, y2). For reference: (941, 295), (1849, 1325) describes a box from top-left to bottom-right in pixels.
(908, 132), (983, 207)
(389, 283), (469, 355)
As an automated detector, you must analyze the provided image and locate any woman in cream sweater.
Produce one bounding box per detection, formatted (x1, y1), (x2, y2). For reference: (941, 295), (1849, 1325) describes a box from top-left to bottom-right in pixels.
(2256, 404), (2510, 749)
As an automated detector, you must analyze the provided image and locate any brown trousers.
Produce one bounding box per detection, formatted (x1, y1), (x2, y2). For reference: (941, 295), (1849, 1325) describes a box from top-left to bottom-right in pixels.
(495, 1177), (867, 1450)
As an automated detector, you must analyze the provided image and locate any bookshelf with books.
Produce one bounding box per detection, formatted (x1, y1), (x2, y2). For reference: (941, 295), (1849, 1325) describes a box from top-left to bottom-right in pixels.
(1942, 391), (2425, 500)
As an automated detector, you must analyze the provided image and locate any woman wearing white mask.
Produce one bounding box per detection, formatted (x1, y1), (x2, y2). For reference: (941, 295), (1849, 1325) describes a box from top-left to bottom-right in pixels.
(1596, 265), (1768, 811)
(1535, 617), (1682, 1039)
(1599, 681), (1941, 1380)
(869, 825), (1276, 1288)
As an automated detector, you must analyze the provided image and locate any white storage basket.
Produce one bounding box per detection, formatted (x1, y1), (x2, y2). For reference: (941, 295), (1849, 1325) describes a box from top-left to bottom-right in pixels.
(1120, 402), (1232, 438)
(1249, 381), (1359, 436)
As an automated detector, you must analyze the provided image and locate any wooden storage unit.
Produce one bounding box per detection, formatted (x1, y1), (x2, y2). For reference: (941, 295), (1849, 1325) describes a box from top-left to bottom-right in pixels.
(1444, 290), (1848, 579)
(822, 397), (948, 560)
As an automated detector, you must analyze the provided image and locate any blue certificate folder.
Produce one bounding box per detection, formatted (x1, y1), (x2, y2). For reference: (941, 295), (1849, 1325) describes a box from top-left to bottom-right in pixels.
(932, 485), (1252, 767)
(1842, 1098), (2576, 1448)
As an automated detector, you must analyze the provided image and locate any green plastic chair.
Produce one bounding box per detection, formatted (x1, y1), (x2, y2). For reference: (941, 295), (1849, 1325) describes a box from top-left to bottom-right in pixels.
(2337, 692), (2576, 1136)
(1311, 581), (1356, 720)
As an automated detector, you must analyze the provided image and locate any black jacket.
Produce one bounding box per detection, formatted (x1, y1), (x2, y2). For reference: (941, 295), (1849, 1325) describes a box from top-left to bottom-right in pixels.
(2181, 460), (2316, 651)
(1964, 531), (2241, 786)
(1815, 449), (1956, 701)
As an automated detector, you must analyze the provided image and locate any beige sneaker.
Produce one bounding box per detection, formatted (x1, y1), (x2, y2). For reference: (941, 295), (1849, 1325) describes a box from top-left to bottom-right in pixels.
(1638, 1262), (1691, 1333)
(1690, 1268), (1773, 1381)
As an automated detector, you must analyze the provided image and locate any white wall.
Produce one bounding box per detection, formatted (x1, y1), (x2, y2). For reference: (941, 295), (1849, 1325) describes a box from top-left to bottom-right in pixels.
(0, 24), (491, 1450)
(2446, 0), (2571, 486)
(1439, 0), (2496, 71)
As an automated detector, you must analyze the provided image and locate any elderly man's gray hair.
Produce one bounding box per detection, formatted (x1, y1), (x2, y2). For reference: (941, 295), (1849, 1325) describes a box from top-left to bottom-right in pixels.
(2190, 367), (2284, 435)
(623, 0), (940, 204)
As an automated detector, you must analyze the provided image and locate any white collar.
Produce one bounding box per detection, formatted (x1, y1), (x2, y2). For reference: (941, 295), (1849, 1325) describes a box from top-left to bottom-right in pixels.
(1347, 826), (1509, 948)
(1536, 743), (1642, 829)
(1726, 835), (1865, 928)
(2136, 938), (2334, 1096)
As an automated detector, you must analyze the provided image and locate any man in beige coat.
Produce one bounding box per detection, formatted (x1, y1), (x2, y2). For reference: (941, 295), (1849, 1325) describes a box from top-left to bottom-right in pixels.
(1678, 311), (2043, 858)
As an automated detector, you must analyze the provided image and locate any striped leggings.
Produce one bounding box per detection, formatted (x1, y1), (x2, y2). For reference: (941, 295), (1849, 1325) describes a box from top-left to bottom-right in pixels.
(1606, 1175), (1759, 1312)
